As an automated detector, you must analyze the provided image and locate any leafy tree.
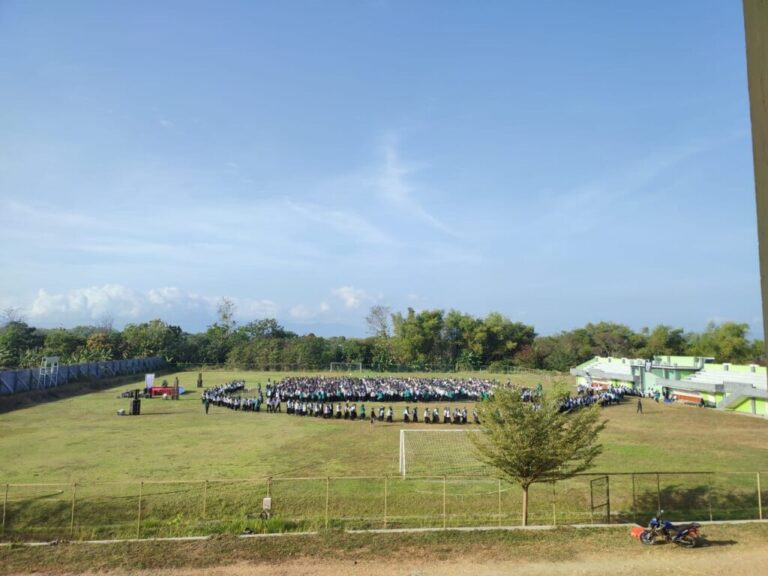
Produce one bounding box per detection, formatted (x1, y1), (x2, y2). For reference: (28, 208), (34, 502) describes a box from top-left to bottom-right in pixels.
(237, 318), (295, 340)
(476, 313), (536, 365)
(42, 329), (86, 361)
(535, 329), (592, 372)
(86, 330), (126, 361)
(638, 325), (688, 358)
(0, 321), (44, 368)
(122, 320), (184, 361)
(687, 322), (753, 363)
(584, 322), (637, 358)
(471, 386), (605, 525)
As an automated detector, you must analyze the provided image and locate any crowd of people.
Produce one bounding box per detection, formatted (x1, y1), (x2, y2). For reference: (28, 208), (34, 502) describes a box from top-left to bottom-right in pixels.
(200, 377), (635, 421)
(265, 376), (495, 404)
(200, 377), (490, 424)
(201, 380), (264, 412)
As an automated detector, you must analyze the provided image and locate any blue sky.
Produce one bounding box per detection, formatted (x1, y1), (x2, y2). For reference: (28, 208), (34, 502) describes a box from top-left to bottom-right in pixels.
(0, 0), (762, 337)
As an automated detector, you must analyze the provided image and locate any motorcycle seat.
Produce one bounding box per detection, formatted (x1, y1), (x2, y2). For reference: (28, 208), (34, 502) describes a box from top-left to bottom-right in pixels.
(668, 522), (699, 532)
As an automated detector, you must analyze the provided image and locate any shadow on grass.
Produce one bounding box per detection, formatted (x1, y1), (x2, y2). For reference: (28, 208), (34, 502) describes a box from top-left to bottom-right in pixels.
(616, 483), (761, 524)
(0, 370), (176, 415)
(698, 538), (738, 547)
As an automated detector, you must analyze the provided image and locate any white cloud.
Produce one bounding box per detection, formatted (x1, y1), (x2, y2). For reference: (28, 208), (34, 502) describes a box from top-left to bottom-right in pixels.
(23, 285), (280, 327)
(239, 298), (279, 318)
(289, 304), (315, 320)
(332, 286), (368, 309)
(147, 287), (183, 306)
(31, 285), (143, 320)
(289, 301), (332, 320)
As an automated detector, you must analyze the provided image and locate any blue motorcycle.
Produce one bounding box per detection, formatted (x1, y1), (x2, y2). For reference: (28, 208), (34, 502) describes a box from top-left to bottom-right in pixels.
(638, 510), (702, 548)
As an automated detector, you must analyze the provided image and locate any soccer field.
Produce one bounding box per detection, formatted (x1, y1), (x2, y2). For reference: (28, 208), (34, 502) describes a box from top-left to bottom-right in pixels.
(1, 369), (768, 539)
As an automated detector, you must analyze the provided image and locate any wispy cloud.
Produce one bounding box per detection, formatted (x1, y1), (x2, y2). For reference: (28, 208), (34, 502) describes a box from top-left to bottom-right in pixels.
(375, 134), (452, 234)
(287, 201), (394, 246)
(332, 286), (369, 309)
(528, 139), (721, 237)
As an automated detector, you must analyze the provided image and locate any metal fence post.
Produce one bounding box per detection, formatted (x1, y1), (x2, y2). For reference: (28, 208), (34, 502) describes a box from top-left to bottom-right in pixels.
(202, 480), (208, 520)
(1, 484), (8, 536)
(442, 476), (447, 529)
(325, 477), (330, 529)
(69, 483), (77, 538)
(758, 472), (763, 521)
(552, 481), (557, 526)
(383, 476), (388, 529)
(631, 474), (636, 523)
(498, 479), (502, 527)
(137, 481), (143, 539)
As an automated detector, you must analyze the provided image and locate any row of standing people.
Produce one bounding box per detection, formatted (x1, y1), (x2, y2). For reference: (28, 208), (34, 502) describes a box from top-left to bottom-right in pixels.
(284, 399), (479, 424)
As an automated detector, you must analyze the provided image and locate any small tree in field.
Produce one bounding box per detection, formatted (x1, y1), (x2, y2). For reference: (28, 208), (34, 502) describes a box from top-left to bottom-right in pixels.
(471, 386), (605, 526)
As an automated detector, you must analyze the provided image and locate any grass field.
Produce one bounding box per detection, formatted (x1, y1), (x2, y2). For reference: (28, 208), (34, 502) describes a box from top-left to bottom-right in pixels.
(1, 369), (767, 540)
(3, 523), (768, 576)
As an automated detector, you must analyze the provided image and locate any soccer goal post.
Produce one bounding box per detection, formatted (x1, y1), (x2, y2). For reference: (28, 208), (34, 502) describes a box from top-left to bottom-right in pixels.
(399, 429), (485, 478)
(329, 362), (363, 373)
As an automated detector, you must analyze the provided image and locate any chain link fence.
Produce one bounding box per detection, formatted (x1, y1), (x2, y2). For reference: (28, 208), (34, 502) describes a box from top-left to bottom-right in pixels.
(1, 471), (765, 541)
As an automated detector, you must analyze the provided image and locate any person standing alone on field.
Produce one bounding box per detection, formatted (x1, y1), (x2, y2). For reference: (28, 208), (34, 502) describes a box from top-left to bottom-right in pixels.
(204, 397), (211, 414)
(636, 398), (643, 414)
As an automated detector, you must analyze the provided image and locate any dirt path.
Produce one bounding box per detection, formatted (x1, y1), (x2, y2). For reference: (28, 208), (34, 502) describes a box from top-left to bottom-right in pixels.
(4, 524), (767, 576)
(38, 543), (766, 576)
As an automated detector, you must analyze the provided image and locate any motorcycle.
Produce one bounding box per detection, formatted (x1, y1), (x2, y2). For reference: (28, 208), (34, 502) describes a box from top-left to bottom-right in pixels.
(631, 510), (702, 548)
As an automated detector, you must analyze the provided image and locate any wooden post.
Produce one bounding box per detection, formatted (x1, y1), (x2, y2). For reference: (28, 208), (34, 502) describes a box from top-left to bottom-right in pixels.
(552, 481), (557, 526)
(136, 481), (143, 539)
(631, 474), (637, 523)
(325, 477), (330, 529)
(202, 480), (208, 520)
(757, 472), (763, 521)
(442, 476), (447, 529)
(383, 476), (388, 529)
(606, 476), (611, 524)
(707, 474), (713, 522)
(656, 473), (661, 513)
(69, 483), (77, 538)
(1, 484), (8, 536)
(498, 479), (502, 527)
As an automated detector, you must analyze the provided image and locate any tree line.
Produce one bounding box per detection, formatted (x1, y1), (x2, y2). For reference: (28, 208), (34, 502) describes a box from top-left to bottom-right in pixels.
(0, 303), (763, 371)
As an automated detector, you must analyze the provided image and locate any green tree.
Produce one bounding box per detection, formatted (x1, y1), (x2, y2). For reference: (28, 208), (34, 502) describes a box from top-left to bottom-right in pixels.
(42, 329), (86, 361)
(584, 322), (638, 358)
(638, 325), (688, 358)
(122, 320), (184, 361)
(687, 322), (753, 363)
(0, 321), (44, 368)
(471, 386), (605, 525)
(535, 329), (592, 372)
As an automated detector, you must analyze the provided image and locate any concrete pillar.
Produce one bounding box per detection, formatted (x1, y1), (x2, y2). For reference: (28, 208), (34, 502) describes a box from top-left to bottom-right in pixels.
(743, 0), (768, 357)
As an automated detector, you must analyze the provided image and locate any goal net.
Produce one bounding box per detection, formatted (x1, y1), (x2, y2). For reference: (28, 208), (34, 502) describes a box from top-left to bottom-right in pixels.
(329, 362), (363, 373)
(399, 429), (487, 477)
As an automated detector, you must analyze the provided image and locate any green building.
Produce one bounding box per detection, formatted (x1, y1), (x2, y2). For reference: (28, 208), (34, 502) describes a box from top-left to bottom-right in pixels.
(570, 356), (767, 417)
